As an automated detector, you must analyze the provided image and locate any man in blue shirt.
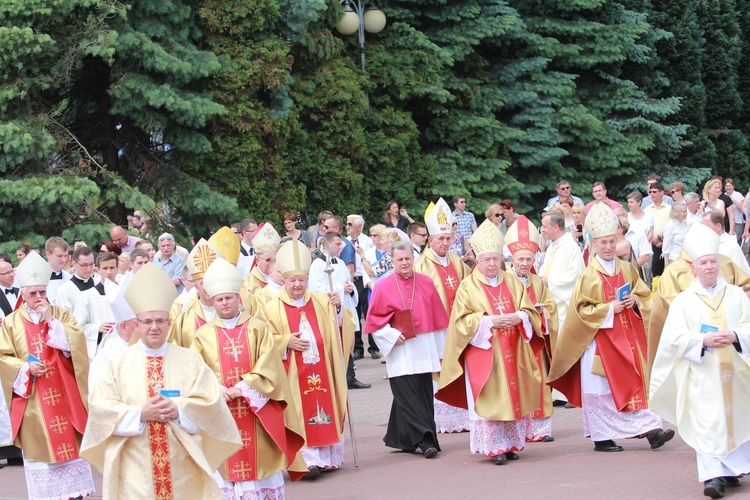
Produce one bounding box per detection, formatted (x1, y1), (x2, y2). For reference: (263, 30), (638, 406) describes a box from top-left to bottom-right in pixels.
(546, 180), (585, 207)
(155, 233), (186, 294)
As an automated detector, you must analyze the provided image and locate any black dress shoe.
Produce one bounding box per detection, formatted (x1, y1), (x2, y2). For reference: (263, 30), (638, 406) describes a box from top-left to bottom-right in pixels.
(723, 476), (740, 488)
(704, 478), (726, 498)
(370, 351), (381, 360)
(552, 399), (567, 407)
(505, 451), (520, 460)
(7, 457), (23, 466)
(491, 454), (507, 465)
(348, 379), (371, 389)
(646, 428), (675, 449)
(352, 351), (364, 360)
(303, 466), (321, 481)
(422, 447), (438, 458)
(594, 440), (624, 452)
(541, 435), (555, 442)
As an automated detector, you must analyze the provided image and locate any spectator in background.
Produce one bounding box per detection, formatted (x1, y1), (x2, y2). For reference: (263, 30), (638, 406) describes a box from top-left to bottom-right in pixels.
(155, 233), (186, 293)
(307, 210), (332, 247)
(585, 182), (623, 213)
(99, 241), (122, 256)
(725, 178), (745, 242)
(485, 203), (503, 228)
(283, 212), (312, 248)
(15, 244), (31, 264)
(134, 239), (155, 261)
(641, 174), (674, 209)
(380, 200), (413, 231)
(499, 199), (520, 235)
(701, 177), (727, 220)
(669, 182), (685, 202)
(547, 179), (585, 208)
(452, 195), (478, 241)
(684, 192), (703, 226)
(571, 204), (587, 251)
(627, 191), (654, 244)
(662, 202), (689, 267)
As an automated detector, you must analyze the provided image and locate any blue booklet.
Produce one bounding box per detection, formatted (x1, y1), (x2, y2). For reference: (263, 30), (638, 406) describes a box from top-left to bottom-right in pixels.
(27, 354), (42, 363)
(616, 283), (631, 302)
(700, 324), (718, 334)
(159, 389), (181, 398)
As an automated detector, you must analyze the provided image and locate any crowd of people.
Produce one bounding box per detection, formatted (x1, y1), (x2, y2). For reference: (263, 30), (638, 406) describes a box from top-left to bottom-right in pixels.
(0, 176), (749, 499)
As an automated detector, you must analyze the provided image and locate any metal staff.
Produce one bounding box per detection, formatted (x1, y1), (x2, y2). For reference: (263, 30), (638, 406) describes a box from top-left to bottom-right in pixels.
(319, 239), (360, 467)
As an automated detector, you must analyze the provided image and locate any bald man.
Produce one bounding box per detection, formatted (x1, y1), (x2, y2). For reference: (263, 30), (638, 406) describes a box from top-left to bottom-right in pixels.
(109, 225), (142, 253)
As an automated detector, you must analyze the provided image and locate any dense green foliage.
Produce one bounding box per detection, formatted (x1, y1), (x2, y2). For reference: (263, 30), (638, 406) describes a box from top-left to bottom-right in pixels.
(2, 0), (750, 250)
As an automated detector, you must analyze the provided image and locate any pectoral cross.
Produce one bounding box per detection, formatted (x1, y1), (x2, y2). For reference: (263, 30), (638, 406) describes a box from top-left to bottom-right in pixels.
(493, 294), (512, 315)
(445, 275), (456, 290)
(223, 339), (241, 362)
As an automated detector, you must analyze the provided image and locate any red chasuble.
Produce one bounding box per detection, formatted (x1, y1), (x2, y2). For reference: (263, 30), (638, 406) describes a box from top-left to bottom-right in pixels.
(146, 356), (173, 499)
(464, 281), (525, 419)
(594, 271), (649, 412)
(215, 323), (298, 481)
(283, 302), (340, 447)
(432, 261), (460, 311)
(10, 319), (88, 462)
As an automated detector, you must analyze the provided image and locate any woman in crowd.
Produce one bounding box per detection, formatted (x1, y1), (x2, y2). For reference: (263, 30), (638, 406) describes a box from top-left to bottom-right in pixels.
(499, 199), (520, 235)
(380, 200), (413, 231)
(485, 203), (503, 228)
(571, 204), (587, 252)
(282, 212), (313, 247)
(662, 202), (689, 267)
(615, 217), (634, 261)
(701, 178), (726, 216)
(359, 225), (398, 285)
(15, 244), (31, 264)
(626, 191), (654, 242)
(99, 241), (122, 256)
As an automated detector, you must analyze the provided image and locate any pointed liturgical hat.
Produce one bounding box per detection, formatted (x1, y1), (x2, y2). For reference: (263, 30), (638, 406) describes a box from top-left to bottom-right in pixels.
(208, 226), (241, 266)
(276, 239), (312, 278)
(251, 222), (282, 255)
(505, 215), (541, 255)
(682, 222), (720, 261)
(16, 251), (51, 287)
(106, 273), (136, 323)
(585, 203), (619, 239)
(470, 219), (505, 256)
(186, 238), (224, 280)
(124, 263), (177, 315)
(424, 197), (453, 236)
(203, 259), (243, 298)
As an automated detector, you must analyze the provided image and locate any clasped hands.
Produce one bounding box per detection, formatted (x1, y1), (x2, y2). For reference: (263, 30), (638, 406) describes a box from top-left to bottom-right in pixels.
(288, 332), (311, 352)
(141, 395), (178, 422)
(491, 313), (521, 330)
(703, 330), (738, 349)
(221, 386), (242, 402)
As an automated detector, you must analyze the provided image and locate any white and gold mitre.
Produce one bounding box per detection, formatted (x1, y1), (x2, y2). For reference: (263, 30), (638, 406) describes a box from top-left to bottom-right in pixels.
(424, 197), (453, 236)
(124, 263), (177, 314)
(585, 202), (619, 239)
(203, 258), (243, 298)
(16, 251), (51, 287)
(106, 272), (135, 323)
(505, 215), (540, 255)
(208, 226), (241, 266)
(470, 219), (504, 256)
(186, 238), (224, 280)
(683, 222), (720, 261)
(276, 239), (311, 278)
(252, 222), (281, 255)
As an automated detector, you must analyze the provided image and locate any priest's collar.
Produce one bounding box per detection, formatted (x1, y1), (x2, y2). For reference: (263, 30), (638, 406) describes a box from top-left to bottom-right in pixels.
(594, 254), (617, 275)
(429, 248), (448, 266)
(266, 281), (282, 293)
(690, 277), (727, 298)
(280, 288), (309, 307)
(24, 305), (42, 324)
(512, 267), (529, 285)
(395, 271), (414, 281)
(72, 273), (92, 282)
(137, 339), (169, 356)
(218, 312), (242, 328)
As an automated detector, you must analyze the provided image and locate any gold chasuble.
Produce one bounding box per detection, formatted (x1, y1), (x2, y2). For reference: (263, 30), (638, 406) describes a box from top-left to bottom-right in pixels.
(414, 249), (468, 313)
(262, 290), (354, 448)
(647, 251), (750, 375)
(548, 259), (652, 409)
(190, 311), (308, 481)
(80, 344), (242, 499)
(436, 272), (543, 420)
(0, 307), (89, 463)
(168, 298), (210, 348)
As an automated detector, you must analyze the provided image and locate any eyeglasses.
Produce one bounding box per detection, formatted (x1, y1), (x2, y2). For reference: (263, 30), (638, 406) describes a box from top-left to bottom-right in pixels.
(560, 186), (571, 190)
(670, 190), (679, 194)
(648, 190), (660, 194)
(494, 213), (503, 218)
(346, 222), (353, 226)
(414, 232), (428, 237)
(26, 290), (47, 298)
(76, 262), (95, 268)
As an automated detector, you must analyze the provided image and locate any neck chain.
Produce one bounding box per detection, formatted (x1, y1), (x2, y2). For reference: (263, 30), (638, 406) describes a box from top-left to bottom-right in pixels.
(694, 287), (727, 312)
(396, 273), (416, 310)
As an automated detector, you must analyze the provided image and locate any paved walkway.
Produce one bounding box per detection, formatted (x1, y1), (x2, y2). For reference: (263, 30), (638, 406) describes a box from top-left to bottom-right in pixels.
(1, 356), (743, 499)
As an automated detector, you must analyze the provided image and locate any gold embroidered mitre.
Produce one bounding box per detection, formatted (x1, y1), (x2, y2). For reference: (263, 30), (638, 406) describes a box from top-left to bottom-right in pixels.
(208, 226), (241, 266)
(424, 197), (453, 236)
(251, 222), (281, 255)
(186, 238), (224, 280)
(585, 202), (619, 239)
(470, 219), (504, 256)
(276, 239), (312, 278)
(505, 215), (540, 255)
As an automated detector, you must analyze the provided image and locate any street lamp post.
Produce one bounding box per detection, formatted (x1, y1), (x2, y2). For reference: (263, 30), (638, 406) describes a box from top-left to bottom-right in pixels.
(336, 1), (386, 73)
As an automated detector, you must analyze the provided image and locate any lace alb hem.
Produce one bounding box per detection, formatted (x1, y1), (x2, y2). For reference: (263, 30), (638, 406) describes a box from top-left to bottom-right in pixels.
(301, 440), (344, 469)
(524, 415), (552, 441)
(24, 458), (95, 500)
(469, 418), (526, 457)
(216, 470), (285, 500)
(435, 399), (469, 433)
(470, 316), (493, 349)
(46, 318), (71, 354)
(581, 392), (662, 441)
(13, 362), (31, 397)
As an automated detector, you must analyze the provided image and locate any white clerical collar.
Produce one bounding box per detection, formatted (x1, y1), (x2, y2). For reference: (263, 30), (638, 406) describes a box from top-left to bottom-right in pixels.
(241, 242), (252, 252)
(137, 339), (169, 357)
(74, 273), (91, 282)
(512, 268), (528, 286)
(24, 305), (42, 324)
(218, 313), (242, 328)
(292, 297), (305, 307)
(699, 281), (721, 297)
(595, 255), (617, 275)
(483, 275), (499, 286)
(267, 281), (282, 293)
(429, 247), (448, 266)
(261, 271), (271, 281)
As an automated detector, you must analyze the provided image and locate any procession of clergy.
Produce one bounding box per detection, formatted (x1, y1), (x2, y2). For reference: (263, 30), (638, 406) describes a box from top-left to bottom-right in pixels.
(1, 196), (749, 500)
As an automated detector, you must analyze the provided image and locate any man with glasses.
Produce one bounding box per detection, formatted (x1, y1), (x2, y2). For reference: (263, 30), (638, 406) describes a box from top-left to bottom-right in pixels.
(407, 222), (429, 258)
(307, 210), (333, 248)
(641, 174), (674, 209)
(73, 252), (119, 359)
(547, 180), (585, 208)
(0, 251), (94, 499)
(81, 263), (242, 498)
(56, 246), (99, 313)
(155, 233), (186, 294)
(644, 183), (671, 277)
(236, 218), (258, 277)
(669, 182), (685, 202)
(346, 215), (377, 360)
(452, 195), (478, 241)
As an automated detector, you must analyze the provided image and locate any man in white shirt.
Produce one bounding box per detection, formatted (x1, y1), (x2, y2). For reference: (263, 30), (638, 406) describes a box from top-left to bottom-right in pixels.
(684, 192), (704, 226)
(236, 218), (257, 277)
(44, 236), (71, 305)
(725, 178), (745, 242)
(644, 182), (672, 277)
(56, 246), (99, 313)
(74, 252), (118, 359)
(346, 215), (375, 359)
